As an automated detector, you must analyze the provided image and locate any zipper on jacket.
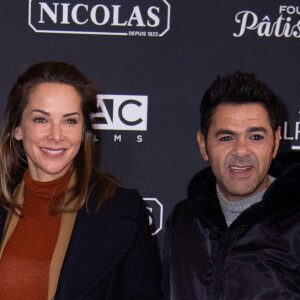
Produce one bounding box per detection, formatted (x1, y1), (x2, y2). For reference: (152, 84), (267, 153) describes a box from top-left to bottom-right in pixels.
(213, 236), (228, 300)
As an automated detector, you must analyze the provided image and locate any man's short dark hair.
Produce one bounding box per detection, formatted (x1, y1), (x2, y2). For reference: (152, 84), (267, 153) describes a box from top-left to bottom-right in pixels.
(200, 71), (281, 139)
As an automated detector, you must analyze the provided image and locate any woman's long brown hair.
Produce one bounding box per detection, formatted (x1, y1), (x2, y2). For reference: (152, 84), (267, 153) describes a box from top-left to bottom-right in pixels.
(0, 61), (116, 213)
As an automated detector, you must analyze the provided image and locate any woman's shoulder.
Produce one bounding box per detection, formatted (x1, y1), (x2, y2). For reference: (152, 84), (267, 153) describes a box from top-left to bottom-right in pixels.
(108, 186), (145, 218)
(113, 186), (141, 202)
(89, 186), (145, 219)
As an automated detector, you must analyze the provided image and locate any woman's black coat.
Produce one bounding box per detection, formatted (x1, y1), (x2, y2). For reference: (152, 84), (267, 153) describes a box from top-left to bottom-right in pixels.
(0, 186), (161, 299)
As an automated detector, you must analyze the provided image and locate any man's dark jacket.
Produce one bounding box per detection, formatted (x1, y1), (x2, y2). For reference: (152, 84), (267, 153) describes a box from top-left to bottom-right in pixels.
(163, 163), (300, 300)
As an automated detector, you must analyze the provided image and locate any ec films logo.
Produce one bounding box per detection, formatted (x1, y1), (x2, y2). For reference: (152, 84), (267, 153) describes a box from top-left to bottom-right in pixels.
(92, 94), (148, 131)
(28, 0), (171, 37)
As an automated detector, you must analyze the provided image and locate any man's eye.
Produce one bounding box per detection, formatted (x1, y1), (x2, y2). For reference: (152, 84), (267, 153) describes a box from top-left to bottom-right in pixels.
(33, 117), (47, 123)
(219, 136), (232, 141)
(65, 118), (78, 125)
(251, 135), (264, 140)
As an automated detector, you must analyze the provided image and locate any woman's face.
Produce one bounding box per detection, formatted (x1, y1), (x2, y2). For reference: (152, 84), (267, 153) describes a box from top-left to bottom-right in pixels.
(14, 82), (84, 182)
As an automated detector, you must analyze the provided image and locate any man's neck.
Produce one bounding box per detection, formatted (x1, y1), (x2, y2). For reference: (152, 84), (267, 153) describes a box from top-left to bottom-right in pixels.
(217, 175), (275, 227)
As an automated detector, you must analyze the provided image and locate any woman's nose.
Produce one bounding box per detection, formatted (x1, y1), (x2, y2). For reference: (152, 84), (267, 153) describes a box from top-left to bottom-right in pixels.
(48, 124), (64, 142)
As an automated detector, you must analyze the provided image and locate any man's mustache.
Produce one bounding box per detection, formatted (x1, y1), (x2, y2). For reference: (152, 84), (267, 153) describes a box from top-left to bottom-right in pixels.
(226, 155), (256, 165)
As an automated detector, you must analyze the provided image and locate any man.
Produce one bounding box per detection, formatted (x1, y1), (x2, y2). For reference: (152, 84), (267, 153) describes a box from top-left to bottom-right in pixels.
(163, 71), (300, 299)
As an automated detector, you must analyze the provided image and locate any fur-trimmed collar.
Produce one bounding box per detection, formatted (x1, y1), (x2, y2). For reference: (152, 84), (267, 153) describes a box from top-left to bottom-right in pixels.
(187, 163), (300, 232)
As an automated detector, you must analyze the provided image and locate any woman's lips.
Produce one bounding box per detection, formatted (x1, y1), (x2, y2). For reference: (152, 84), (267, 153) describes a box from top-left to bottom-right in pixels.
(41, 147), (65, 156)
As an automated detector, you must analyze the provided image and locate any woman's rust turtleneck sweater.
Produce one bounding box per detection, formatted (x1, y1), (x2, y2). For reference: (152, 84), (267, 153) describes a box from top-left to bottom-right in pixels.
(0, 169), (72, 299)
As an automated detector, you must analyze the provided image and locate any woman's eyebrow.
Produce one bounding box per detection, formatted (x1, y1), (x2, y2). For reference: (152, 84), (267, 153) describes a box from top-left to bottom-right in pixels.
(63, 112), (80, 117)
(30, 110), (79, 118)
(31, 109), (49, 116)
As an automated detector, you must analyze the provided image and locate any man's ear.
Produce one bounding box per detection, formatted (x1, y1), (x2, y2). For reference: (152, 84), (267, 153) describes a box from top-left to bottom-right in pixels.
(14, 127), (22, 141)
(197, 131), (209, 161)
(272, 126), (281, 159)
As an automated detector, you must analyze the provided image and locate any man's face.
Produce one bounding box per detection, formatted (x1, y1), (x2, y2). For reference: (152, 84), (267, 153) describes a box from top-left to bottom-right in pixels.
(197, 103), (280, 202)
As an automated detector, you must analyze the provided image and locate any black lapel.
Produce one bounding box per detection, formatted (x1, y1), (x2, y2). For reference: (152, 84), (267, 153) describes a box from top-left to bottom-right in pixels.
(55, 189), (139, 299)
(0, 207), (7, 240)
(187, 167), (227, 232)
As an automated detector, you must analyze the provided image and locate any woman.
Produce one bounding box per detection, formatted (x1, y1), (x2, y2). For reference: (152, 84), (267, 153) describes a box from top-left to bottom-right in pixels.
(0, 62), (161, 299)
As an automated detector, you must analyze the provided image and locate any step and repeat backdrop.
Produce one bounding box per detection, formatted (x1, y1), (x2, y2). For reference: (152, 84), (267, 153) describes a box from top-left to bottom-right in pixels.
(0, 0), (299, 254)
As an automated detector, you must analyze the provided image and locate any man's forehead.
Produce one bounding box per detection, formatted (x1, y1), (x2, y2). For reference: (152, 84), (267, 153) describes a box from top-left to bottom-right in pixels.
(209, 103), (272, 130)
(213, 103), (268, 119)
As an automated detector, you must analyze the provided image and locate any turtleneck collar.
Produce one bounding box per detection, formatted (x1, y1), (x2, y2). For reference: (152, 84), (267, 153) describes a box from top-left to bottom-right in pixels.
(217, 175), (276, 227)
(22, 169), (72, 220)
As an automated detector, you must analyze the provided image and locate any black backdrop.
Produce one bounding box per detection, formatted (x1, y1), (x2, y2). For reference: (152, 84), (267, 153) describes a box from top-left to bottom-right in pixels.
(0, 0), (299, 254)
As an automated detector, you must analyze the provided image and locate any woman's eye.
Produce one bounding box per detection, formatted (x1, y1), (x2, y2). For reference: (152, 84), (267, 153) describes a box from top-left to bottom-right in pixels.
(65, 118), (78, 125)
(33, 117), (47, 123)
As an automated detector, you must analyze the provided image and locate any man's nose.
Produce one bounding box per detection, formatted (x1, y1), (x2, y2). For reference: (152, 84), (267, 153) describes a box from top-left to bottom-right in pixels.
(231, 139), (249, 157)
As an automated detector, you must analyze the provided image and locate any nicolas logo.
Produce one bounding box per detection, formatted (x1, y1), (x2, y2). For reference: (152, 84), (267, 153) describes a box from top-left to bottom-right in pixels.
(28, 0), (171, 37)
(92, 94), (148, 131)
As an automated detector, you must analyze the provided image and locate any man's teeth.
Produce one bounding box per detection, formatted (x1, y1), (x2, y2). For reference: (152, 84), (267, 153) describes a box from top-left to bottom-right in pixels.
(42, 148), (64, 154)
(230, 166), (250, 170)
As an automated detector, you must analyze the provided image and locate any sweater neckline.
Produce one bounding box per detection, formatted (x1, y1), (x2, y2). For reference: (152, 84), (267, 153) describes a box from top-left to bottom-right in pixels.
(22, 169), (72, 220)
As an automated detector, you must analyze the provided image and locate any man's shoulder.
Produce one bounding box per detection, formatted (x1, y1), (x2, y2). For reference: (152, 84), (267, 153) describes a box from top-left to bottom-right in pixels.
(269, 163), (300, 195)
(168, 199), (189, 220)
(187, 167), (216, 199)
(167, 167), (217, 226)
(265, 163), (300, 212)
(270, 151), (300, 177)
(166, 199), (196, 232)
